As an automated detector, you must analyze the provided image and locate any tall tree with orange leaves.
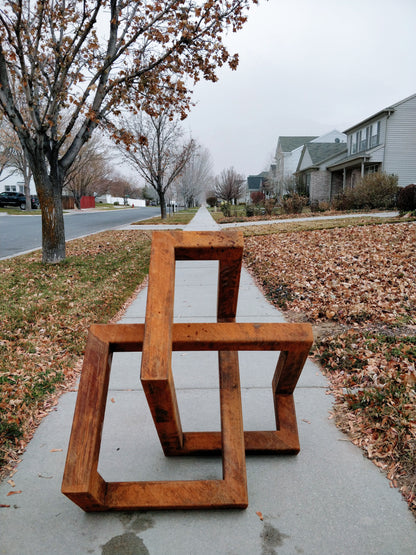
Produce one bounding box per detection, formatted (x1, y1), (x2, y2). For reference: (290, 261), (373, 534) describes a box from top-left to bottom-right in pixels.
(0, 0), (258, 262)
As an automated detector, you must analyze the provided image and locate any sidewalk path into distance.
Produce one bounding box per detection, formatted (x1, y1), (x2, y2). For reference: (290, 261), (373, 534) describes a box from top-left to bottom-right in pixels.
(0, 206), (415, 555)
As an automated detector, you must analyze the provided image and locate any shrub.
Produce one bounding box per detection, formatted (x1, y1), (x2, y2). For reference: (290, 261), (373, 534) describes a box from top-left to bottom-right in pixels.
(245, 205), (255, 217)
(344, 172), (398, 209)
(220, 202), (232, 217)
(280, 193), (308, 214)
(397, 184), (416, 214)
(264, 198), (276, 216)
(250, 191), (265, 205)
(206, 196), (217, 208)
(332, 193), (354, 211)
(310, 200), (330, 213)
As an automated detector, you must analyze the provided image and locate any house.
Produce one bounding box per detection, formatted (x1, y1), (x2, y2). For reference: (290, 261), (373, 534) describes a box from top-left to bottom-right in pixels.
(328, 93), (416, 196)
(275, 136), (317, 191)
(95, 193), (146, 207)
(296, 141), (348, 202)
(247, 171), (270, 199)
(0, 172), (35, 194)
(274, 130), (346, 195)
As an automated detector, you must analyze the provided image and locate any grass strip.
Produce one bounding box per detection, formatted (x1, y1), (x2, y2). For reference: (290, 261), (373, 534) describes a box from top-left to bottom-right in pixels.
(132, 208), (198, 225)
(0, 230), (151, 477)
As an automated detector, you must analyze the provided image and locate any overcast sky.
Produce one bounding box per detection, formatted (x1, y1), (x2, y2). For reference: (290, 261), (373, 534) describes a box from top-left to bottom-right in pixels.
(184, 0), (416, 178)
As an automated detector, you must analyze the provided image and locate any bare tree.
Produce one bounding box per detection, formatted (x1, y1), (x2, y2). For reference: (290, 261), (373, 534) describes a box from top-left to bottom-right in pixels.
(0, 0), (256, 262)
(215, 167), (245, 204)
(95, 175), (142, 202)
(64, 137), (109, 209)
(175, 146), (213, 207)
(117, 112), (196, 218)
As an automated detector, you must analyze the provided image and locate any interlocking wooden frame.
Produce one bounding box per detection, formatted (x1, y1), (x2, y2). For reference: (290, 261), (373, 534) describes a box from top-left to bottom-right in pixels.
(61, 323), (248, 511)
(141, 231), (313, 456)
(62, 230), (313, 511)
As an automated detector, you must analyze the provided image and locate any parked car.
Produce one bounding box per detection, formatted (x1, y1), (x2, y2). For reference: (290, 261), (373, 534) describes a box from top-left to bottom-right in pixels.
(0, 191), (39, 210)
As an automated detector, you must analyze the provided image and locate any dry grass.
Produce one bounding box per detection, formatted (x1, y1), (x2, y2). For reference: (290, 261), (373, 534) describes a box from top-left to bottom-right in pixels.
(0, 230), (151, 479)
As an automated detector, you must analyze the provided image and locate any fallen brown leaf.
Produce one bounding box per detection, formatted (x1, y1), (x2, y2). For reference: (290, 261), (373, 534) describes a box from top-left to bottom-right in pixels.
(244, 222), (416, 518)
(6, 490), (22, 496)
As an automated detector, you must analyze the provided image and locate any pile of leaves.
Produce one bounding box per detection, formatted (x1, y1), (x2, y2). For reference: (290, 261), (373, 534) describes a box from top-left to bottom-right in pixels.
(0, 231), (151, 479)
(244, 222), (416, 516)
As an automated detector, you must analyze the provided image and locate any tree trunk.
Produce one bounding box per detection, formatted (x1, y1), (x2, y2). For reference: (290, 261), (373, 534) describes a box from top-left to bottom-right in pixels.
(33, 168), (66, 264)
(24, 168), (32, 212)
(159, 190), (167, 219)
(40, 188), (66, 263)
(24, 187), (32, 211)
(74, 193), (81, 210)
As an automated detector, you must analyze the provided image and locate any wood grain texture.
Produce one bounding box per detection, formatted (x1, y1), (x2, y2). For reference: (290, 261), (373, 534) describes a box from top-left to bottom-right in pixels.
(62, 231), (312, 511)
(141, 230), (244, 454)
(62, 324), (248, 511)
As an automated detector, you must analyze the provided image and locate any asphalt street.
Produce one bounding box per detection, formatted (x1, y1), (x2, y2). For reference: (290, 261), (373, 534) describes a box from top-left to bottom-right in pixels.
(0, 206), (160, 259)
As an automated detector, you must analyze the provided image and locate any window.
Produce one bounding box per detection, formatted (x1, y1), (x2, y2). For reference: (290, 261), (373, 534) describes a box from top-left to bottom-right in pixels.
(370, 121), (380, 147)
(365, 164), (380, 175)
(351, 132), (358, 154)
(5, 185), (17, 192)
(359, 127), (368, 151)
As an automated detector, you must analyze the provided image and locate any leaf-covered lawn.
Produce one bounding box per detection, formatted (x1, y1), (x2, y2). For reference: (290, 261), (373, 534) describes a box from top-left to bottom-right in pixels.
(0, 231), (151, 479)
(244, 222), (416, 516)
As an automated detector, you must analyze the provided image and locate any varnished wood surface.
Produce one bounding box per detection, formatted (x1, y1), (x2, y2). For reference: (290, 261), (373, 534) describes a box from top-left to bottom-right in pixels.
(62, 230), (312, 511)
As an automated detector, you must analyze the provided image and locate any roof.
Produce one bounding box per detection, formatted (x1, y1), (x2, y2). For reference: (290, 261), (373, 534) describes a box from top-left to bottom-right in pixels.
(297, 142), (348, 173)
(278, 136), (318, 153)
(327, 153), (371, 171)
(305, 142), (347, 165)
(344, 92), (416, 134)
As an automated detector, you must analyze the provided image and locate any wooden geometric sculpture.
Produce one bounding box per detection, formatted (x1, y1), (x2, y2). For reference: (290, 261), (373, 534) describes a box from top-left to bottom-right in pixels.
(62, 230), (313, 511)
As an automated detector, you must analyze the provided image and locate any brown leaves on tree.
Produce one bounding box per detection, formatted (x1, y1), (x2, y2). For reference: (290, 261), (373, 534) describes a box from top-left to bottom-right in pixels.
(244, 222), (416, 517)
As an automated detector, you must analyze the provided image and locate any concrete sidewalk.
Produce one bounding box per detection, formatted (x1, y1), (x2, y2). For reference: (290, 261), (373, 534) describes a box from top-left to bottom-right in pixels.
(1, 206), (415, 554)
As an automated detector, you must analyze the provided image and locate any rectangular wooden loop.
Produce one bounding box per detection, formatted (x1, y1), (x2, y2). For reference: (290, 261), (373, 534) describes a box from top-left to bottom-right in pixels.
(62, 324), (248, 511)
(141, 230), (245, 452)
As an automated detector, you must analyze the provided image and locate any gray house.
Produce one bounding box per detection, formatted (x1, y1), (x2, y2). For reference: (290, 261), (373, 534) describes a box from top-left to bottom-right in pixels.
(246, 171), (272, 201)
(275, 136), (318, 189)
(296, 141), (347, 202)
(274, 131), (346, 197)
(328, 93), (416, 195)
